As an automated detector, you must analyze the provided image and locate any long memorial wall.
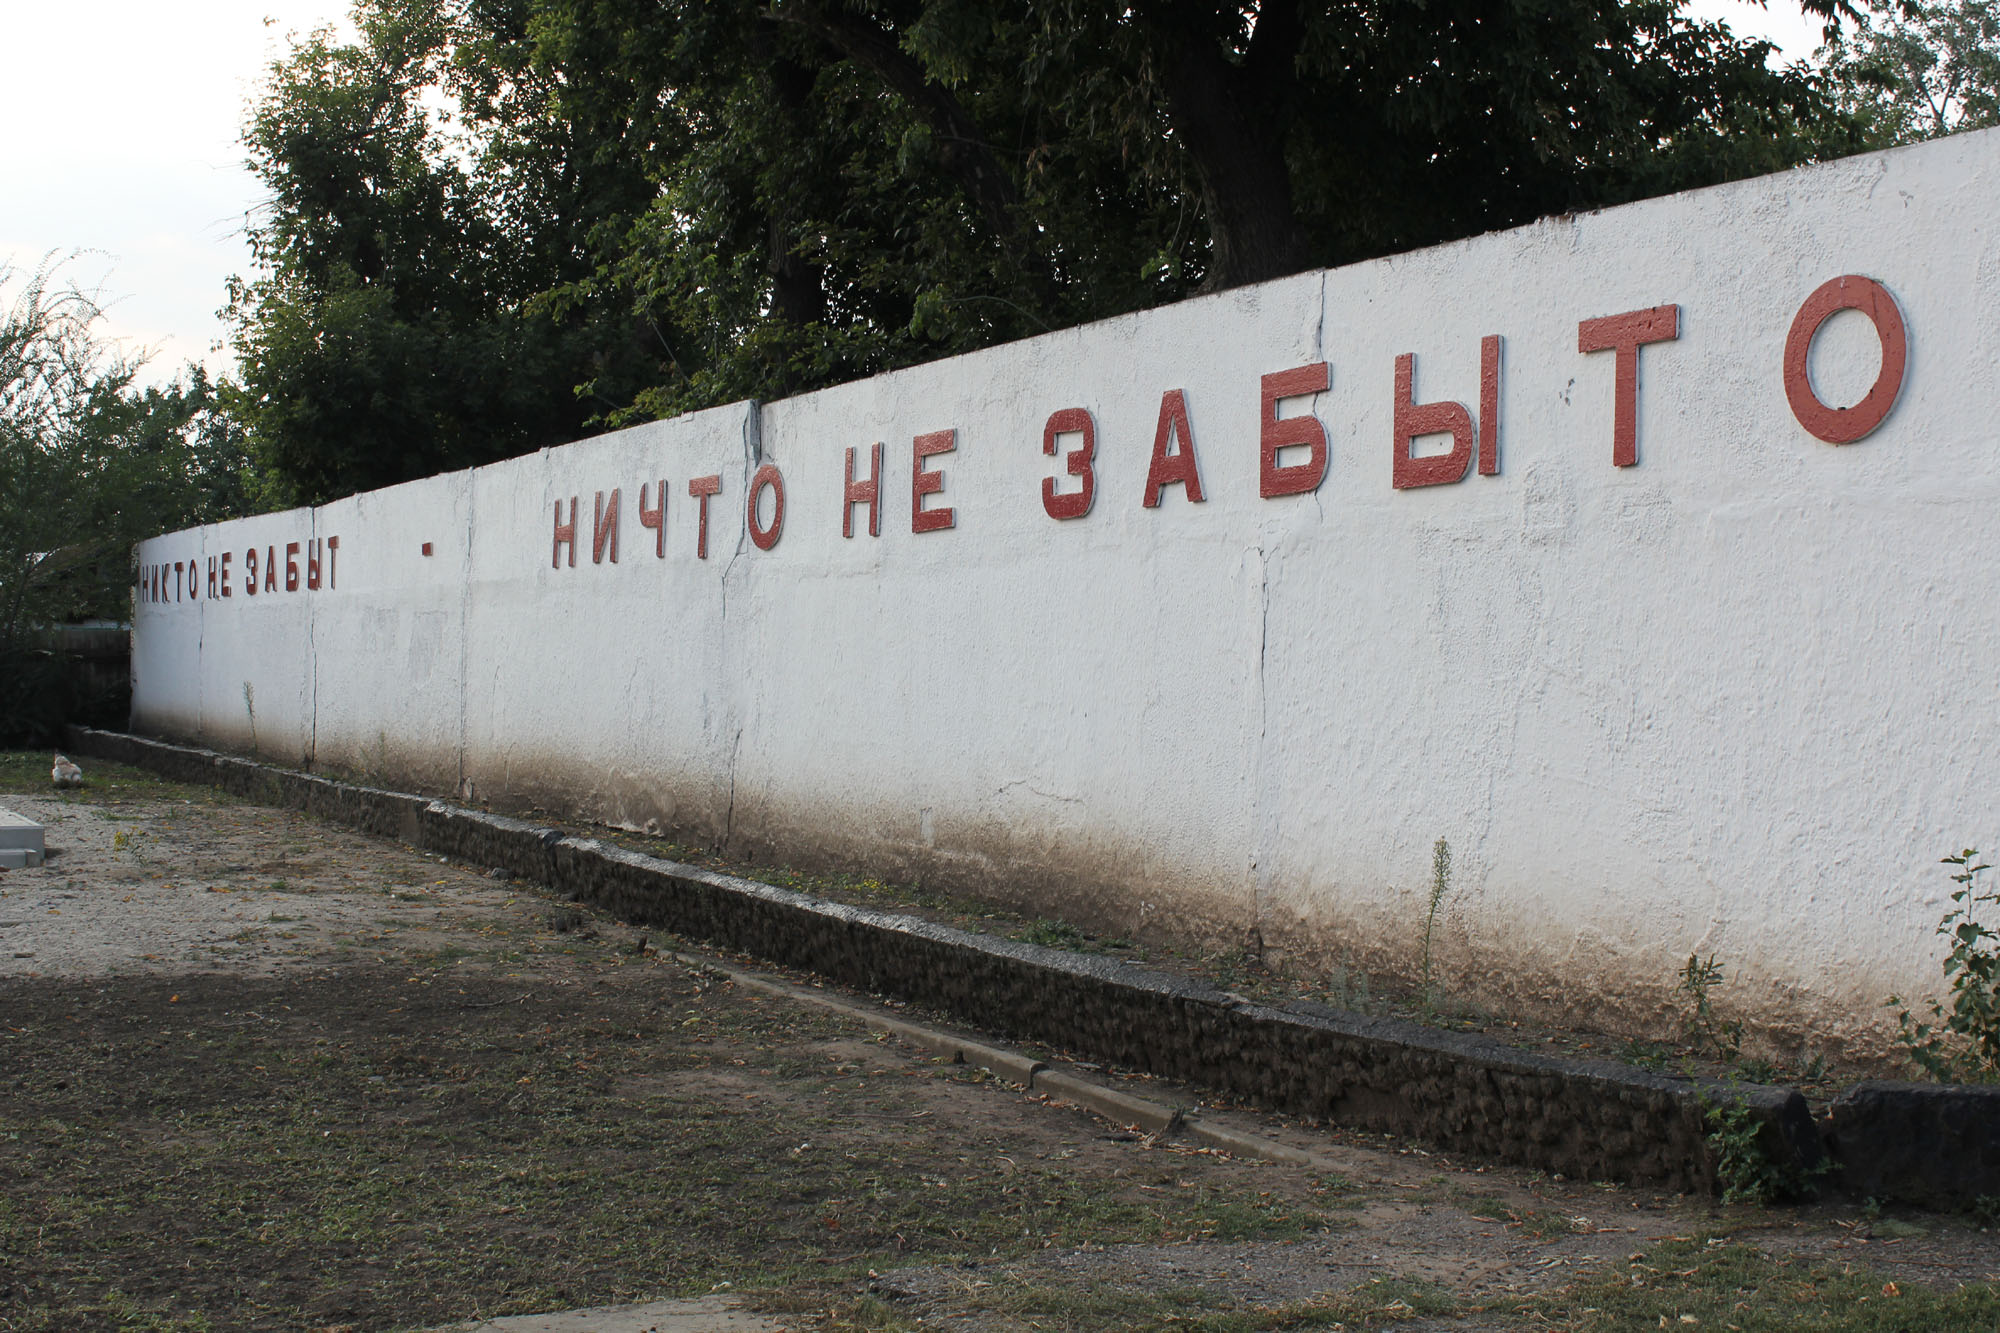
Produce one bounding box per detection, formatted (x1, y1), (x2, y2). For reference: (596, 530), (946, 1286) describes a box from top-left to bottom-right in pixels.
(131, 128), (2000, 1052)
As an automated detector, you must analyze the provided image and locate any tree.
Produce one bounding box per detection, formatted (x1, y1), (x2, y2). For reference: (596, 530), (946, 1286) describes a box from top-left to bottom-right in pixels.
(1824, 0), (2000, 144)
(227, 0), (673, 505)
(0, 259), (251, 741)
(230, 0), (1866, 500)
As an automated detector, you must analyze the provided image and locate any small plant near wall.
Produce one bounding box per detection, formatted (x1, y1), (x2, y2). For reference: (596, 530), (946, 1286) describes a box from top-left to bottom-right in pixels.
(1702, 1088), (1829, 1204)
(1420, 838), (1453, 1013)
(1890, 849), (2000, 1083)
(1679, 953), (1745, 1062)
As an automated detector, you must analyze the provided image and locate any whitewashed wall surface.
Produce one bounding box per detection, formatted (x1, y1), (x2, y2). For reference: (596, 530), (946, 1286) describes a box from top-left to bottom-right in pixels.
(132, 128), (2000, 1053)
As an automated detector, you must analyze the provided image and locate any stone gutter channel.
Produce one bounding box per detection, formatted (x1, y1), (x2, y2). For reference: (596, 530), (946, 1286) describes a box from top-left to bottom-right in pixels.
(64, 726), (2000, 1209)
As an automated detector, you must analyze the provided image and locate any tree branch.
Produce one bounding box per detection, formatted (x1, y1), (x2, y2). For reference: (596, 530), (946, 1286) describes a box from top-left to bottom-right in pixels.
(768, 2), (1022, 239)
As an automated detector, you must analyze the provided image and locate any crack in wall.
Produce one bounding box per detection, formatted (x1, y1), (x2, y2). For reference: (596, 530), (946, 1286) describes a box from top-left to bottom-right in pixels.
(458, 473), (477, 799)
(306, 507), (318, 771)
(1247, 275), (1330, 954)
(715, 401), (763, 851)
(1250, 543), (1272, 951)
(720, 724), (746, 851)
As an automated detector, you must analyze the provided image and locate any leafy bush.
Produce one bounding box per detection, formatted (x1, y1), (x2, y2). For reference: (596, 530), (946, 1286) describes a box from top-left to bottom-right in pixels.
(1890, 850), (2000, 1082)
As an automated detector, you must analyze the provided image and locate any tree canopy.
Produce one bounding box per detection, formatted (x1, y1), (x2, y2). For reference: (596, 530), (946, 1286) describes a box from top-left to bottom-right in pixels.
(230, 0), (1872, 505)
(0, 259), (253, 739)
(1824, 0), (2000, 143)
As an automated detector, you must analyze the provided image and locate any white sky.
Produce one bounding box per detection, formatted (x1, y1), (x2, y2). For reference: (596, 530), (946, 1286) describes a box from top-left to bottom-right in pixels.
(2, 0), (1831, 390)
(0, 0), (355, 386)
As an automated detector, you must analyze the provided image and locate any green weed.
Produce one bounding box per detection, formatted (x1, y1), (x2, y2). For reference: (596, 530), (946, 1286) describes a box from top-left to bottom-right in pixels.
(1702, 1091), (1826, 1204)
(1891, 849), (2000, 1082)
(1419, 837), (1452, 1010)
(1680, 952), (1745, 1062)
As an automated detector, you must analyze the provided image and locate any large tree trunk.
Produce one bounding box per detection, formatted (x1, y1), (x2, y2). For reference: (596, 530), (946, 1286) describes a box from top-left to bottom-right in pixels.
(1141, 0), (1314, 291)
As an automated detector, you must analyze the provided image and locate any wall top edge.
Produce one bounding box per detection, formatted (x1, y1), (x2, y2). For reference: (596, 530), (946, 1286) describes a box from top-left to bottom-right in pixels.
(137, 125), (1997, 547)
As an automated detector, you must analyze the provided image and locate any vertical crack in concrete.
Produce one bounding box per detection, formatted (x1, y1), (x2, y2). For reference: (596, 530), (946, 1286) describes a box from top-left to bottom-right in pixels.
(305, 507), (318, 771)
(721, 724), (745, 853)
(1314, 270), (1327, 361)
(1312, 270), (1329, 524)
(194, 530), (207, 737)
(716, 401), (763, 853)
(458, 473), (477, 797)
(1251, 543), (1272, 951)
(718, 402), (762, 625)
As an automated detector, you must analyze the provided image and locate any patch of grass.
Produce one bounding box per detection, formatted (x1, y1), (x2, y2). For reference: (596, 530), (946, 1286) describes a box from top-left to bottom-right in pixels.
(0, 749), (229, 805)
(1621, 1038), (1679, 1071)
(0, 959), (1340, 1332)
(1461, 1195), (1580, 1238)
(767, 1272), (1459, 1332)
(1013, 918), (1125, 952)
(1515, 1234), (2000, 1330)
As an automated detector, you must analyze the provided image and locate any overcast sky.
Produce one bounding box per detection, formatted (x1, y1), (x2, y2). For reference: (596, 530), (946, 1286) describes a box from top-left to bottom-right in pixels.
(0, 0), (1829, 390)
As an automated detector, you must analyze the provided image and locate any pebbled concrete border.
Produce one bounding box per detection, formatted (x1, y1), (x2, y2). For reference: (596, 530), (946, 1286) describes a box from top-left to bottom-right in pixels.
(70, 726), (1826, 1196)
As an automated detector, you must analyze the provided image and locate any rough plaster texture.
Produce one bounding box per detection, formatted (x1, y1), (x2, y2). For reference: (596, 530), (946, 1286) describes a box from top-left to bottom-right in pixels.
(130, 129), (2000, 1050)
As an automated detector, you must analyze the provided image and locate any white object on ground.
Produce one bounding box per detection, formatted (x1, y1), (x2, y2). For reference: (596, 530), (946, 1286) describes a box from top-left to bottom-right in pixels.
(0, 807), (45, 869)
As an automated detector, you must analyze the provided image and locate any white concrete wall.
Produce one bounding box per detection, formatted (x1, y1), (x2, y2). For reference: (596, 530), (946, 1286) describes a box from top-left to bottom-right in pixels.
(132, 128), (2000, 1051)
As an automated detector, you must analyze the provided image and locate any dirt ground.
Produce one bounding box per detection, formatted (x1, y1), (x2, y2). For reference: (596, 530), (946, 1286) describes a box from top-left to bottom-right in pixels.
(3, 755), (1999, 1332)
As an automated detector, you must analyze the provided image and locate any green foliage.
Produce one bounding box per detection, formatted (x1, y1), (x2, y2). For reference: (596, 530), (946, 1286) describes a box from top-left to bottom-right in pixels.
(1824, 0), (2000, 145)
(0, 260), (253, 742)
(1679, 952), (1746, 1062)
(230, 0), (1867, 502)
(1420, 837), (1453, 1006)
(1890, 849), (2000, 1082)
(227, 0), (671, 504)
(1702, 1090), (1826, 1204)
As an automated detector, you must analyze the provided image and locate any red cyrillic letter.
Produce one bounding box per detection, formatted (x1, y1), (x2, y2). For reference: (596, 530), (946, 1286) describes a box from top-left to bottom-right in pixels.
(221, 552), (232, 597)
(638, 481), (666, 557)
(748, 464), (785, 551)
(1143, 390), (1205, 508)
(326, 536), (338, 589)
(245, 548), (259, 596)
(592, 488), (620, 564)
(688, 475), (722, 559)
(285, 542), (300, 591)
(844, 443), (882, 538)
(1260, 363), (1329, 497)
(264, 546), (277, 592)
(1479, 335), (1502, 476)
(912, 430), (955, 533)
(1041, 408), (1095, 520)
(306, 539), (322, 589)
(1393, 353), (1475, 489)
(208, 557), (218, 598)
(1784, 275), (1906, 444)
(1578, 305), (1679, 467)
(552, 497), (578, 567)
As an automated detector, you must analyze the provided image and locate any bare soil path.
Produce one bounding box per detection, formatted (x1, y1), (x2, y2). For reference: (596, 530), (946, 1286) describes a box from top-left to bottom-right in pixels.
(1, 753), (1997, 1332)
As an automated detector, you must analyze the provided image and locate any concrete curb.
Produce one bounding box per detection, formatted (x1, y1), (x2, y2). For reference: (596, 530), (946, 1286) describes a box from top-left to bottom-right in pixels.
(70, 726), (1830, 1197)
(672, 951), (1342, 1169)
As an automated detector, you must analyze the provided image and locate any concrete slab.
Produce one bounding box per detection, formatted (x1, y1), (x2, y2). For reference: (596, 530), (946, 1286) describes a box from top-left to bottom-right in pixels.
(426, 1294), (784, 1332)
(0, 807), (44, 855)
(0, 849), (41, 869)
